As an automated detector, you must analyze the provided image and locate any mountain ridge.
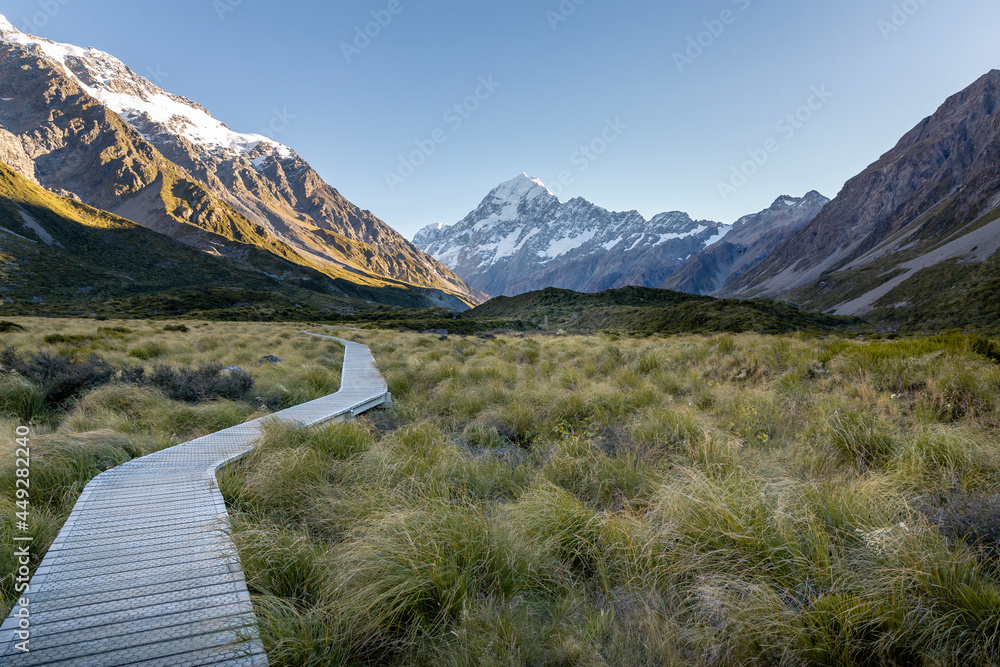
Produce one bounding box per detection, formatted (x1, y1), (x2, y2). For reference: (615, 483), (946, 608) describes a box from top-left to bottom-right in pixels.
(722, 69), (1000, 323)
(0, 15), (485, 308)
(661, 191), (829, 295)
(414, 173), (731, 297)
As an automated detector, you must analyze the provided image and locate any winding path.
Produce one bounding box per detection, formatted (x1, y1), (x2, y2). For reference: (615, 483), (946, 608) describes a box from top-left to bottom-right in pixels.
(0, 335), (388, 666)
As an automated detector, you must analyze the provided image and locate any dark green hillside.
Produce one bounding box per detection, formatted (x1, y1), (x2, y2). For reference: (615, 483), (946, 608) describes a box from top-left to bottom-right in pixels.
(470, 286), (862, 334)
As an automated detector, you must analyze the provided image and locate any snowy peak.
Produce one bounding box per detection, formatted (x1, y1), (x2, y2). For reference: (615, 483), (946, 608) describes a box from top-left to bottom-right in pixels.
(767, 190), (829, 212)
(488, 173), (556, 203)
(413, 175), (731, 297)
(0, 15), (484, 308)
(0, 15), (293, 161)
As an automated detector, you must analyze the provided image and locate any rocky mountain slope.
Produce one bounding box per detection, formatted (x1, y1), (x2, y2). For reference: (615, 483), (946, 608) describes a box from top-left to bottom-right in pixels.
(0, 15), (483, 308)
(414, 174), (730, 297)
(0, 161), (442, 318)
(661, 191), (829, 295)
(723, 70), (1000, 324)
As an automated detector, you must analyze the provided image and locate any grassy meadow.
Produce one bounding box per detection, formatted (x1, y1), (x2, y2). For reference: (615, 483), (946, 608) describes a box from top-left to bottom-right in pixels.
(1, 318), (999, 665)
(219, 329), (1000, 666)
(0, 317), (345, 617)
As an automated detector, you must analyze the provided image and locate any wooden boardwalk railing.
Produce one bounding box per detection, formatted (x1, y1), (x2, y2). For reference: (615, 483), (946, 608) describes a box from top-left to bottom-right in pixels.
(0, 335), (388, 666)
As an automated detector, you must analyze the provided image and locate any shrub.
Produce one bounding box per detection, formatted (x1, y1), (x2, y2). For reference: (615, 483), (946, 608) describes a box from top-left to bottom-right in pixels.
(147, 362), (254, 403)
(509, 483), (650, 586)
(627, 406), (705, 453)
(0, 350), (115, 406)
(98, 326), (133, 335)
(128, 341), (168, 360)
(0, 321), (24, 333)
(162, 324), (189, 332)
(826, 411), (896, 469)
(231, 522), (331, 604)
(43, 334), (96, 346)
(331, 502), (554, 654)
(797, 592), (918, 666)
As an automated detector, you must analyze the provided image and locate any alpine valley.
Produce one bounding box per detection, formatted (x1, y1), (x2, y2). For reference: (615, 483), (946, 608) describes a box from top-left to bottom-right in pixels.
(3, 11), (999, 334)
(0, 15), (485, 315)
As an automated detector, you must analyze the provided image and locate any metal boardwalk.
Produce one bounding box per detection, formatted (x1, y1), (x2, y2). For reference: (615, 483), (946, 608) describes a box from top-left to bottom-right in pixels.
(1, 336), (388, 666)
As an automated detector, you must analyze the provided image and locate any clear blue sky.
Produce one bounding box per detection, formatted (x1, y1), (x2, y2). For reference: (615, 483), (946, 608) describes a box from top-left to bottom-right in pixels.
(4, 0), (999, 238)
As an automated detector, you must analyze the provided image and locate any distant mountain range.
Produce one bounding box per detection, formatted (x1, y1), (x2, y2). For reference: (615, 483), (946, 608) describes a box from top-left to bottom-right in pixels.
(0, 15), (485, 311)
(418, 70), (1000, 331)
(414, 175), (825, 299)
(661, 191), (830, 295)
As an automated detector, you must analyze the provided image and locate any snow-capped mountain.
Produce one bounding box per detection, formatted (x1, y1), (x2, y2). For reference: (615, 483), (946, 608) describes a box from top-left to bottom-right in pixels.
(0, 15), (292, 162)
(414, 174), (731, 297)
(0, 15), (483, 308)
(661, 191), (829, 295)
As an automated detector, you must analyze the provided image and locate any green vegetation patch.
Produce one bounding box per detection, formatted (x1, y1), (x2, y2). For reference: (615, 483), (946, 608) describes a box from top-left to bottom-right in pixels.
(468, 286), (862, 335)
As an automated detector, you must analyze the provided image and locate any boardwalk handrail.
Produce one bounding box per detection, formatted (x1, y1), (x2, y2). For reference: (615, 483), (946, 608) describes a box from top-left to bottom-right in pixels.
(1, 335), (388, 666)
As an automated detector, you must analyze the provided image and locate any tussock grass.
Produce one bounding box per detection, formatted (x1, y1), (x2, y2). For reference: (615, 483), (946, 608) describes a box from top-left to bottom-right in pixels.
(221, 328), (1000, 665)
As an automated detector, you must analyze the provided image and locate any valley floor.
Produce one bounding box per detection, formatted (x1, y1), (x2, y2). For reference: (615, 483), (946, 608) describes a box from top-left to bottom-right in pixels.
(2, 320), (1000, 665)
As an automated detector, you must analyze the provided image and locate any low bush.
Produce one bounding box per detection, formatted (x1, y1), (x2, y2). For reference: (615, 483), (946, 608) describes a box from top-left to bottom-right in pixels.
(826, 411), (896, 469)
(147, 362), (254, 403)
(128, 340), (168, 360)
(0, 348), (115, 406)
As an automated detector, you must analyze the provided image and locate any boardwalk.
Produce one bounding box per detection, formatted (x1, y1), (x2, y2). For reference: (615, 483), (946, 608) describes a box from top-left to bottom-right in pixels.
(0, 335), (388, 666)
